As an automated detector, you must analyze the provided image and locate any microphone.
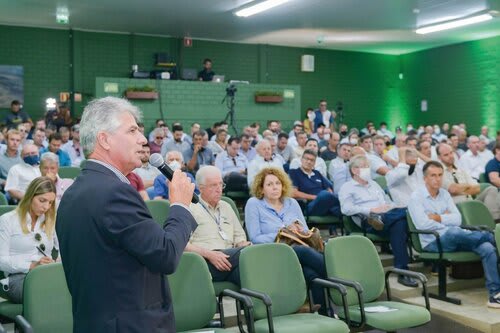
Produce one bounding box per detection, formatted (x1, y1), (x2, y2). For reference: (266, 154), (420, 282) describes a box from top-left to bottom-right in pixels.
(149, 153), (199, 204)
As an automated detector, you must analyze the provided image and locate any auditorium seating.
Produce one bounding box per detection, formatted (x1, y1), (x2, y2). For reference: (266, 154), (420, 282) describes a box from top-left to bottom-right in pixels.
(0, 193), (7, 206)
(167, 252), (251, 333)
(145, 199), (170, 225)
(239, 243), (350, 333)
(324, 236), (430, 331)
(456, 200), (496, 231)
(406, 212), (480, 305)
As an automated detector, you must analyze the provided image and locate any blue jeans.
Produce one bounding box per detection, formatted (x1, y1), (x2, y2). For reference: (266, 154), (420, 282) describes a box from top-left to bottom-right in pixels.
(307, 190), (341, 217)
(424, 226), (500, 297)
(292, 246), (327, 313)
(366, 208), (409, 269)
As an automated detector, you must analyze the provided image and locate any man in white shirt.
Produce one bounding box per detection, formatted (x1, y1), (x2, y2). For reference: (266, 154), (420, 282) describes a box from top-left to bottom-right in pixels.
(458, 136), (490, 180)
(161, 124), (191, 156)
(386, 134), (406, 162)
(5, 144), (42, 201)
(247, 140), (284, 188)
(292, 131), (308, 159)
(386, 148), (423, 207)
(360, 135), (389, 179)
(61, 124), (85, 167)
(133, 143), (161, 189)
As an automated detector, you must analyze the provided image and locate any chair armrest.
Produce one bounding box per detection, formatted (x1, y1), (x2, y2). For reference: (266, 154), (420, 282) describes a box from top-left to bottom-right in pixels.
(327, 277), (366, 328)
(219, 290), (255, 333)
(409, 229), (444, 258)
(312, 278), (351, 326)
(461, 225), (494, 233)
(240, 288), (274, 333)
(385, 268), (430, 311)
(15, 315), (33, 333)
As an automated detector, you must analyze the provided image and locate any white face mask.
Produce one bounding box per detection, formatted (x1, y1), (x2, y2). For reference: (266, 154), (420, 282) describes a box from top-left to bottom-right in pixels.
(167, 160), (181, 171)
(307, 112), (315, 121)
(406, 126), (413, 132)
(324, 133), (331, 141)
(350, 138), (358, 145)
(359, 167), (371, 182)
(434, 128), (441, 134)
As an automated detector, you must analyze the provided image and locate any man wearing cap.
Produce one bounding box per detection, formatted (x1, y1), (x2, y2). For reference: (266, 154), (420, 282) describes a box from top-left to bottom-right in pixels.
(62, 124), (85, 167)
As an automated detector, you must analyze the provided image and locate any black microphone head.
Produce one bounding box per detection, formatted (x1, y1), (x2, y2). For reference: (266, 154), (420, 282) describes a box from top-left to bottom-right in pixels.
(149, 153), (164, 168)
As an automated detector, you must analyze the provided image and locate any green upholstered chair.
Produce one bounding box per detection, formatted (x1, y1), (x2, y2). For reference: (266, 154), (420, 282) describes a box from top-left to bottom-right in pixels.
(145, 199), (170, 226)
(58, 166), (81, 179)
(0, 193), (7, 206)
(479, 172), (487, 183)
(220, 196), (242, 226)
(406, 212), (480, 304)
(15, 263), (72, 333)
(325, 236), (430, 331)
(239, 243), (349, 333)
(457, 200), (496, 231)
(479, 182), (492, 193)
(374, 176), (387, 191)
(168, 252), (251, 333)
(0, 205), (16, 216)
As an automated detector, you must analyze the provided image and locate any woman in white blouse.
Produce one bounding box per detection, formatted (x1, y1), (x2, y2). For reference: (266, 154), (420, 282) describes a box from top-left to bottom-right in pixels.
(0, 176), (58, 303)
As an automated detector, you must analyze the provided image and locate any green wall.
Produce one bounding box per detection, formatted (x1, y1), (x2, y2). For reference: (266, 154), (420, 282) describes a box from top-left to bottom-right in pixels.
(1, 24), (499, 134)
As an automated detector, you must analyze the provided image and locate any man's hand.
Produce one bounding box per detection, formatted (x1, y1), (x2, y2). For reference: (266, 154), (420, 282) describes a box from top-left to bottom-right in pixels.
(235, 241), (252, 248)
(428, 213), (442, 222)
(168, 169), (195, 206)
(193, 144), (202, 154)
(45, 172), (57, 183)
(398, 147), (408, 163)
(370, 204), (392, 214)
(206, 251), (232, 271)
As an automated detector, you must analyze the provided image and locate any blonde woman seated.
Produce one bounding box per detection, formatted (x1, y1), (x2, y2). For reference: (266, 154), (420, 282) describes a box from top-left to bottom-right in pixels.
(245, 167), (327, 314)
(0, 177), (58, 303)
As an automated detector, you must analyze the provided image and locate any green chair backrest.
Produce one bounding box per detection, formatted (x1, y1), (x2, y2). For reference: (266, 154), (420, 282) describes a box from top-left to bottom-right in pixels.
(58, 166), (81, 179)
(374, 176), (387, 190)
(406, 212), (424, 253)
(325, 236), (385, 305)
(0, 193), (7, 206)
(167, 252), (216, 332)
(23, 263), (73, 333)
(479, 183), (492, 193)
(479, 173), (486, 183)
(240, 243), (306, 320)
(456, 200), (496, 230)
(0, 205), (16, 217)
(343, 215), (363, 234)
(145, 200), (170, 226)
(220, 196), (242, 226)
(496, 225), (500, 256)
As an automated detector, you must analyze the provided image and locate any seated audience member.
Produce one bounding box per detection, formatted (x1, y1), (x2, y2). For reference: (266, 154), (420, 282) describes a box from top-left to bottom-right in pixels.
(125, 171), (148, 201)
(207, 129), (228, 158)
(479, 125), (492, 145)
(184, 122), (200, 145)
(386, 134), (407, 162)
(479, 137), (494, 160)
(373, 135), (398, 168)
(310, 123), (328, 148)
(320, 132), (340, 162)
(458, 136), (490, 181)
(247, 140), (284, 187)
(416, 139), (433, 162)
(405, 135), (418, 149)
(161, 124), (190, 156)
(198, 58), (215, 82)
(485, 143), (500, 189)
(239, 134), (257, 162)
(487, 130), (500, 151)
(17, 124), (32, 146)
(148, 119), (169, 142)
(448, 133), (465, 159)
(32, 128), (47, 151)
(266, 120), (281, 138)
(215, 137), (248, 191)
(0, 177), (58, 303)
(184, 130), (214, 174)
(5, 144), (42, 201)
(133, 144), (160, 190)
(328, 142), (352, 194)
(275, 133), (294, 164)
(292, 131), (308, 158)
(186, 166), (249, 285)
(61, 124), (84, 167)
(154, 151), (198, 200)
(245, 167), (328, 313)
(438, 143), (500, 221)
(360, 135), (390, 178)
(431, 124), (447, 143)
(148, 127), (165, 154)
(289, 138), (327, 177)
(59, 126), (70, 144)
(39, 133), (71, 167)
(0, 130), (22, 189)
(377, 122), (395, 140)
(39, 152), (74, 202)
(339, 155), (416, 287)
(4, 100), (32, 130)
(408, 161), (500, 308)
(386, 148), (423, 207)
(288, 123), (305, 146)
(289, 150), (341, 217)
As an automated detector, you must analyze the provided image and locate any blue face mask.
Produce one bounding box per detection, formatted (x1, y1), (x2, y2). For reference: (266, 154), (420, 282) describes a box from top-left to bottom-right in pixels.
(23, 155), (40, 166)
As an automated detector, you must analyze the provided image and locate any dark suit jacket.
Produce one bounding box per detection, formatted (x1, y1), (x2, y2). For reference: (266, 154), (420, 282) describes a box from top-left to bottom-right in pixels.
(56, 161), (197, 333)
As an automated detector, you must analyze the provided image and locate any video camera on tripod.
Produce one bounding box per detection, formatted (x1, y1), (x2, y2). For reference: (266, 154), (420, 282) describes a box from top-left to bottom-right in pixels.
(226, 84), (237, 97)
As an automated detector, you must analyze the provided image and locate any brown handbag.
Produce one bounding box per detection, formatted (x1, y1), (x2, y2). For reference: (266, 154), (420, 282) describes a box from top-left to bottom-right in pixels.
(275, 222), (324, 253)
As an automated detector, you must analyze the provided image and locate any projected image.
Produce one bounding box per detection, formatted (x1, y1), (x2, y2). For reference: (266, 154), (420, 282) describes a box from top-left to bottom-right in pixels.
(0, 65), (24, 108)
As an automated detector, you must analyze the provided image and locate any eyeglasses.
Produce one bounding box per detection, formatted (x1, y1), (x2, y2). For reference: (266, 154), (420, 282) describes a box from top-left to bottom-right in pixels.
(202, 183), (226, 189)
(302, 156), (316, 162)
(156, 137), (164, 140)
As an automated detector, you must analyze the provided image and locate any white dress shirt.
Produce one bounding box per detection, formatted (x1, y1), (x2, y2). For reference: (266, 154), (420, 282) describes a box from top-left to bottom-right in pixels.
(61, 140), (85, 167)
(328, 157), (352, 194)
(247, 156), (284, 187)
(5, 162), (41, 194)
(458, 150), (490, 180)
(386, 163), (423, 207)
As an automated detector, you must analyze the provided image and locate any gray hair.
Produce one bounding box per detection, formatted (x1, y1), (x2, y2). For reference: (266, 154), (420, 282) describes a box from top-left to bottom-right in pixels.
(467, 135), (479, 144)
(165, 150), (184, 163)
(255, 139), (271, 150)
(80, 97), (142, 155)
(40, 152), (59, 166)
(153, 127), (164, 138)
(195, 165), (221, 186)
(348, 155), (369, 176)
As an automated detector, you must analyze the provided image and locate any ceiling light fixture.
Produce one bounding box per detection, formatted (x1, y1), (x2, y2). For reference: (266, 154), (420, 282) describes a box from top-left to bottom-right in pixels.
(56, 7), (70, 24)
(415, 13), (492, 34)
(235, 0), (290, 18)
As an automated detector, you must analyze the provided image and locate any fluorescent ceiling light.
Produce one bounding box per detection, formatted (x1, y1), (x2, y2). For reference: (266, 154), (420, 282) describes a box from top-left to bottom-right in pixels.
(235, 0), (289, 18)
(416, 13), (492, 34)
